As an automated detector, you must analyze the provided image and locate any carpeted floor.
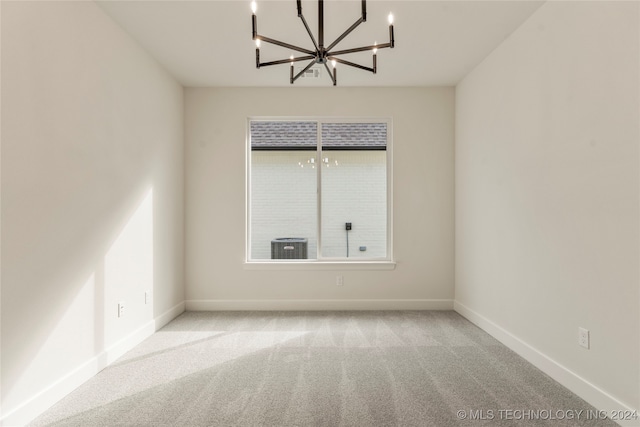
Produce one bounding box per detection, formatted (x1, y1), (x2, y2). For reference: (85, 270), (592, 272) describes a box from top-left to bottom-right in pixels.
(30, 311), (617, 426)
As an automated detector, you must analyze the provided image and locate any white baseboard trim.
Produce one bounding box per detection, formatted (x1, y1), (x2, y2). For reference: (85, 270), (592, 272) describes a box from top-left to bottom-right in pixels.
(154, 300), (185, 330)
(185, 298), (454, 311)
(454, 301), (638, 427)
(1, 352), (106, 427)
(104, 319), (156, 366)
(1, 302), (185, 427)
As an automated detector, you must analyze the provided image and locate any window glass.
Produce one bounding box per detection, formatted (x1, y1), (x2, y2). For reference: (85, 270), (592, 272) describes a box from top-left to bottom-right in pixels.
(250, 121), (318, 260)
(249, 120), (389, 261)
(320, 123), (387, 258)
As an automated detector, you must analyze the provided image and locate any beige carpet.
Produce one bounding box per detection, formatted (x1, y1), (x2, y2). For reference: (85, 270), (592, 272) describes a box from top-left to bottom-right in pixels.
(30, 311), (616, 426)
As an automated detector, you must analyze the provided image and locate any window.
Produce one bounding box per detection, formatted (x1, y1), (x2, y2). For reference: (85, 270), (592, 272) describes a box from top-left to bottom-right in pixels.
(247, 118), (392, 262)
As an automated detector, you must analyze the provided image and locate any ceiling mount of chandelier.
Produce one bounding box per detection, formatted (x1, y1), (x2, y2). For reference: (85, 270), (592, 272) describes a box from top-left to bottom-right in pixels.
(251, 0), (395, 86)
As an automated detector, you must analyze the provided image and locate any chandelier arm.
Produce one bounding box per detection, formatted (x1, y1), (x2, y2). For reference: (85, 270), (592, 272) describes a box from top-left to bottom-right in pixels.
(299, 14), (320, 53)
(257, 35), (315, 56)
(291, 59), (317, 84)
(259, 55), (315, 68)
(328, 43), (390, 57)
(326, 17), (364, 52)
(318, 0), (324, 49)
(328, 56), (374, 73)
(322, 62), (336, 86)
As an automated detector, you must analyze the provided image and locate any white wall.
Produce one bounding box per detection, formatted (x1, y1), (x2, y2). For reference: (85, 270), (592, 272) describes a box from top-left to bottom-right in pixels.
(251, 150), (387, 260)
(1, 2), (184, 424)
(185, 87), (454, 309)
(455, 0), (639, 418)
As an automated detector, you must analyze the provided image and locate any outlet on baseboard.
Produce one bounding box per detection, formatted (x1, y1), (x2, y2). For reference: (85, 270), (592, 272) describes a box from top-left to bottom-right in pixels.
(118, 302), (126, 318)
(578, 327), (590, 349)
(336, 275), (344, 286)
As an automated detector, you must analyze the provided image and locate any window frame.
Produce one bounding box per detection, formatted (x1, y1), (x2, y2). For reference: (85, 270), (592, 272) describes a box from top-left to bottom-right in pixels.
(245, 116), (395, 269)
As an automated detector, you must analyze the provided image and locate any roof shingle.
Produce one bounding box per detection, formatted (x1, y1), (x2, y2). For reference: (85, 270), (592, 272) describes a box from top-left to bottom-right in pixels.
(250, 121), (386, 150)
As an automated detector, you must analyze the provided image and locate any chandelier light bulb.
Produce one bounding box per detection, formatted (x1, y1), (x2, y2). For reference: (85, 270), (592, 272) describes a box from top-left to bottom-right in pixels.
(290, 55), (294, 64)
(251, 1), (257, 14)
(331, 59), (337, 68)
(388, 13), (394, 25)
(255, 39), (261, 48)
(373, 42), (378, 54)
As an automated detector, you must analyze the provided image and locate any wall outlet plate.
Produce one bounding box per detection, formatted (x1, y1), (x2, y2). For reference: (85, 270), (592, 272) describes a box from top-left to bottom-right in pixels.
(118, 302), (126, 318)
(578, 327), (589, 349)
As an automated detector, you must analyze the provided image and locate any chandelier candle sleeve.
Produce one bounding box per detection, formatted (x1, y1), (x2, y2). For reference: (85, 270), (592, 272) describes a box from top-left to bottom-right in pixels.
(251, 2), (257, 39)
(388, 13), (394, 48)
(251, 0), (395, 85)
(373, 43), (377, 73)
(255, 38), (260, 68)
(332, 60), (337, 86)
(290, 56), (294, 84)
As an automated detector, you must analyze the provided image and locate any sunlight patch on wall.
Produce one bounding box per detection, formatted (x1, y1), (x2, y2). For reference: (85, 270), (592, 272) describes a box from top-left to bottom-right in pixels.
(104, 189), (154, 346)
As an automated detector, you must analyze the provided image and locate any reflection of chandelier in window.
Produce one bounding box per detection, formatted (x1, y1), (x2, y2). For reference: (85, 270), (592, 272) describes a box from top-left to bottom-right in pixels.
(298, 157), (339, 168)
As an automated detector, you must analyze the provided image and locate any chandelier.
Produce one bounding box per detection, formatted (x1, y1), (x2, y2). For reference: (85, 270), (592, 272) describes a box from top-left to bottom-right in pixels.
(251, 0), (395, 86)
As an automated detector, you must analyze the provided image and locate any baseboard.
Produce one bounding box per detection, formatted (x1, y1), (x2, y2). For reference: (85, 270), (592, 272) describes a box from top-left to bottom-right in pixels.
(1, 302), (185, 427)
(454, 301), (638, 427)
(104, 319), (156, 366)
(154, 300), (185, 330)
(185, 298), (454, 311)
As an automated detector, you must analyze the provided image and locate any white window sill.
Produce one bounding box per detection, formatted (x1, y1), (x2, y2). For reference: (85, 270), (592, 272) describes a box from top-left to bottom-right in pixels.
(243, 261), (396, 271)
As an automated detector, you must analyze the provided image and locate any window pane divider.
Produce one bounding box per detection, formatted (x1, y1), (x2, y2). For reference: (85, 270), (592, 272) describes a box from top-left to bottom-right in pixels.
(316, 120), (323, 259)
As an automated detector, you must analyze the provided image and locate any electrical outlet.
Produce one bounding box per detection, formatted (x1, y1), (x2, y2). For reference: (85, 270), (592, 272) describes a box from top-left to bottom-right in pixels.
(578, 327), (590, 349)
(118, 302), (126, 318)
(336, 275), (344, 286)
(145, 290), (151, 305)
(345, 222), (352, 231)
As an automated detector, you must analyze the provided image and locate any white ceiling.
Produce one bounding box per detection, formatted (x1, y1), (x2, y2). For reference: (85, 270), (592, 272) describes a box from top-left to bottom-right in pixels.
(96, 0), (544, 87)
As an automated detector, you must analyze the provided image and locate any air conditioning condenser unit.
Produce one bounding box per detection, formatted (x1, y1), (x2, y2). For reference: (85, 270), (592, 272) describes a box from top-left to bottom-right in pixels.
(271, 238), (308, 259)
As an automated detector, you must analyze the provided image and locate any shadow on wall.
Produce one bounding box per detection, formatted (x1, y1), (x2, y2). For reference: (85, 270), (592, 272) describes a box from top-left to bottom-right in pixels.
(2, 187), (155, 419)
